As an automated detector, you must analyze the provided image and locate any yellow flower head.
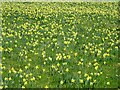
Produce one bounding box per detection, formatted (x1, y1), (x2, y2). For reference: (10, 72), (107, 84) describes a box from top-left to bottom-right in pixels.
(44, 85), (48, 88)
(19, 69), (22, 73)
(24, 81), (27, 85)
(22, 86), (25, 88)
(95, 66), (98, 70)
(8, 77), (12, 81)
(0, 86), (3, 89)
(90, 82), (93, 86)
(60, 80), (64, 85)
(23, 78), (26, 82)
(84, 73), (88, 77)
(35, 66), (39, 69)
(107, 82), (110, 85)
(71, 78), (75, 83)
(65, 68), (69, 72)
(87, 76), (92, 81)
(74, 53), (78, 56)
(79, 79), (84, 83)
(4, 77), (8, 81)
(78, 71), (81, 74)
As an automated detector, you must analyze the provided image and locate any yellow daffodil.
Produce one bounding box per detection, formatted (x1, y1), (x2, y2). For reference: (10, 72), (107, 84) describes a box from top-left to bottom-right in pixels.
(8, 77), (12, 81)
(104, 61), (106, 64)
(79, 79), (84, 83)
(24, 81), (27, 85)
(38, 76), (41, 79)
(22, 86), (25, 88)
(25, 66), (28, 69)
(44, 85), (48, 88)
(84, 73), (88, 77)
(0, 86), (3, 89)
(107, 82), (110, 85)
(4, 77), (8, 81)
(78, 71), (81, 74)
(95, 66), (98, 70)
(35, 66), (39, 69)
(65, 68), (69, 72)
(71, 79), (75, 83)
(60, 80), (64, 85)
(90, 82), (93, 86)
(19, 69), (22, 73)
(23, 78), (26, 82)
(86, 76), (92, 81)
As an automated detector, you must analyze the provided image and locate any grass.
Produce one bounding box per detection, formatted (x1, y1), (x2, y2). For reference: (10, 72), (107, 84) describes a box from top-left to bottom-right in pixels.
(0, 2), (119, 88)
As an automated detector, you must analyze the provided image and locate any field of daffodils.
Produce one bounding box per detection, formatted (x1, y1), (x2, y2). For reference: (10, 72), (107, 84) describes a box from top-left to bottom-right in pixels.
(0, 2), (119, 88)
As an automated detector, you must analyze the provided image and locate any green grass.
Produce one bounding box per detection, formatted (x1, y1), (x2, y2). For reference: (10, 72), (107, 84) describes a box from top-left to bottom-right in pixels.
(1, 2), (119, 88)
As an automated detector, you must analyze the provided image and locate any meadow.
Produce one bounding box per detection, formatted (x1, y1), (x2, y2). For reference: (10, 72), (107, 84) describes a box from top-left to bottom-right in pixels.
(0, 2), (119, 88)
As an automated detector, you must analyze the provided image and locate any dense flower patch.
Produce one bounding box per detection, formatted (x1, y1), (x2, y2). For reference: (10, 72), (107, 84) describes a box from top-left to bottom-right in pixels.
(0, 2), (119, 88)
